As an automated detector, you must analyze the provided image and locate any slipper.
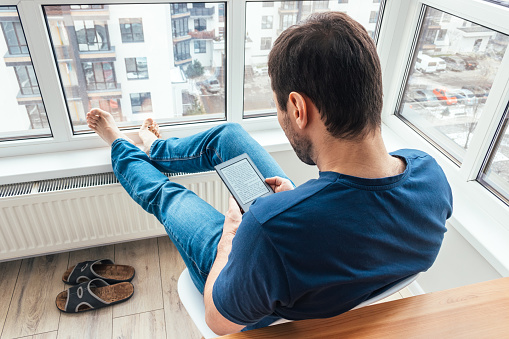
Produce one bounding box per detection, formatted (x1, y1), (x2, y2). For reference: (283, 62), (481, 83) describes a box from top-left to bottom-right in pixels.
(62, 259), (135, 285)
(56, 278), (134, 313)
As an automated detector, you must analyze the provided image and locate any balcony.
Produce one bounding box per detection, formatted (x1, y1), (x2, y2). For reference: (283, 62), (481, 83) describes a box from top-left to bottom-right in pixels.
(190, 7), (215, 17)
(16, 91), (42, 105)
(173, 34), (192, 43)
(189, 30), (215, 40)
(174, 55), (192, 66)
(171, 11), (190, 19)
(3, 52), (30, 67)
(79, 46), (116, 62)
(278, 7), (299, 14)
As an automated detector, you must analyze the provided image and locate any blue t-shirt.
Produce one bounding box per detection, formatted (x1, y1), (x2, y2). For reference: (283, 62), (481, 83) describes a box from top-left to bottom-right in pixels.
(212, 149), (452, 327)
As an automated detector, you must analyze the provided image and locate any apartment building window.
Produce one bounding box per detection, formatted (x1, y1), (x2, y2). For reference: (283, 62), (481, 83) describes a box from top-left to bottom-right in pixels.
(0, 22), (28, 55)
(119, 18), (144, 43)
(173, 18), (189, 38)
(174, 41), (191, 61)
(125, 57), (148, 80)
(219, 4), (225, 22)
(369, 11), (378, 23)
(314, 1), (329, 9)
(82, 62), (116, 91)
(130, 92), (152, 113)
(171, 3), (188, 15)
(74, 20), (110, 51)
(15, 66), (40, 95)
(260, 37), (272, 50)
(281, 14), (297, 30)
(195, 18), (207, 31)
(90, 98), (122, 118)
(26, 104), (49, 129)
(261, 16), (273, 29)
(282, 2), (298, 10)
(194, 40), (206, 53)
(338, 0), (349, 3)
(70, 5), (104, 10)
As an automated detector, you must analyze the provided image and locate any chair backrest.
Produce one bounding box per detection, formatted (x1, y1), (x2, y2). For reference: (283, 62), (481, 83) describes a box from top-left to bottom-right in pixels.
(177, 268), (218, 338)
(351, 273), (420, 310)
(177, 268), (420, 338)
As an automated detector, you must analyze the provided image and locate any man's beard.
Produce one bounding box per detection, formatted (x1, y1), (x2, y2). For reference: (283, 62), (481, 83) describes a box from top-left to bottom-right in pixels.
(281, 112), (315, 166)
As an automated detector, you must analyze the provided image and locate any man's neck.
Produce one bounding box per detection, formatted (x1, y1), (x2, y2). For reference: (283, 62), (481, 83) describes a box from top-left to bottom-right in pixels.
(314, 131), (406, 179)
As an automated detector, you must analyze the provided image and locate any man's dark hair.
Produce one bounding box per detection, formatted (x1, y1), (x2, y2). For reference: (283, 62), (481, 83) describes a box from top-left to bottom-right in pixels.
(268, 12), (383, 140)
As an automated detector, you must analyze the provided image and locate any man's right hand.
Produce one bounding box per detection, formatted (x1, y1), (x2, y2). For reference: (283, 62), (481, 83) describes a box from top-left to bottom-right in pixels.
(265, 176), (294, 193)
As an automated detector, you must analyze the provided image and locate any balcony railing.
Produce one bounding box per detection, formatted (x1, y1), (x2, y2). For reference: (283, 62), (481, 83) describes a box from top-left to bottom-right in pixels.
(190, 7), (215, 17)
(189, 30), (215, 40)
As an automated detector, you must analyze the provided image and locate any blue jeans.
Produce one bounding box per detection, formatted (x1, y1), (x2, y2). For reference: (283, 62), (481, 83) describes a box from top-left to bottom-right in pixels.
(111, 123), (289, 295)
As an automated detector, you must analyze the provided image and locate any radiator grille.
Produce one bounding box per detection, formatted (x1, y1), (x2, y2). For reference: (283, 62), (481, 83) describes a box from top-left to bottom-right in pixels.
(1, 171), (199, 197)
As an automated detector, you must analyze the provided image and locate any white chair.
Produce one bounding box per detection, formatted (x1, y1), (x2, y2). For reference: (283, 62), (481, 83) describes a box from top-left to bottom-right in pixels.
(177, 268), (420, 339)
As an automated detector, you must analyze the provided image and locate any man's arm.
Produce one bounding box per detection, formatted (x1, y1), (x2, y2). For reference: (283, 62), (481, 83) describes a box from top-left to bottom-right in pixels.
(203, 196), (246, 335)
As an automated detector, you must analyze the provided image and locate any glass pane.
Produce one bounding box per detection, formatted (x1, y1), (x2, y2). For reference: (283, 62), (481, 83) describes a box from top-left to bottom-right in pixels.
(244, 0), (384, 117)
(479, 112), (509, 203)
(396, 7), (509, 163)
(44, 3), (225, 133)
(0, 6), (51, 141)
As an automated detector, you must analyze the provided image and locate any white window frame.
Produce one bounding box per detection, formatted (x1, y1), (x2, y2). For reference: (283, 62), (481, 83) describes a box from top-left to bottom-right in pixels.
(378, 0), (509, 274)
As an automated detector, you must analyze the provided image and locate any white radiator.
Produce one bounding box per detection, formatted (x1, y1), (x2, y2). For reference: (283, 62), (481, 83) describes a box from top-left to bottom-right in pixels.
(0, 172), (229, 261)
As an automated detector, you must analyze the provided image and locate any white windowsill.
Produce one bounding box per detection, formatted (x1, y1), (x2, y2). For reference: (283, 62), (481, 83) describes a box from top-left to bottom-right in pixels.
(0, 128), (292, 186)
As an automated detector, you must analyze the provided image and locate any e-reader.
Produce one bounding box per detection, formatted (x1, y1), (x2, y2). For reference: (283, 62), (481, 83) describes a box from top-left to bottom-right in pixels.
(215, 153), (274, 213)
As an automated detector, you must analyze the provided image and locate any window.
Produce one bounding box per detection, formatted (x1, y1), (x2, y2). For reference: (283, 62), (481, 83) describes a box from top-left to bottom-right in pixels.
(314, 1), (329, 9)
(119, 18), (144, 43)
(171, 4), (189, 15)
(373, 0), (381, 3)
(173, 18), (189, 38)
(125, 57), (148, 80)
(0, 22), (28, 55)
(83, 62), (117, 90)
(261, 16), (273, 29)
(244, 0), (385, 117)
(44, 3), (225, 135)
(479, 111), (509, 202)
(194, 18), (207, 31)
(74, 20), (110, 52)
(15, 66), (40, 95)
(260, 37), (272, 50)
(369, 11), (378, 23)
(194, 40), (206, 53)
(130, 92), (152, 113)
(396, 7), (508, 164)
(0, 6), (50, 141)
(174, 41), (191, 61)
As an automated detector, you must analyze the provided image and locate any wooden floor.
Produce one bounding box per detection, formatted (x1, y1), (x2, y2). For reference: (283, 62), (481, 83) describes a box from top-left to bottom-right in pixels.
(0, 237), (412, 339)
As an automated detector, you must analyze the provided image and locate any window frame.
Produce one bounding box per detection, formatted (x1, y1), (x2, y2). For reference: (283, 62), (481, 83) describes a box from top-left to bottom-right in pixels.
(119, 18), (145, 43)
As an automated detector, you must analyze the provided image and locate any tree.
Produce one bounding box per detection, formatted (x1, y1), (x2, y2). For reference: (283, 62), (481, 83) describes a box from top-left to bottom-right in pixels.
(185, 60), (204, 78)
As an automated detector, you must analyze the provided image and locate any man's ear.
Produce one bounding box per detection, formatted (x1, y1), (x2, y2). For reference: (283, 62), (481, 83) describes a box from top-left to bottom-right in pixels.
(288, 92), (308, 130)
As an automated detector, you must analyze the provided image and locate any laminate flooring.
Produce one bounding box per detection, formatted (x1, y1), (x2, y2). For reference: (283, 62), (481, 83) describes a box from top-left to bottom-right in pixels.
(0, 237), (412, 339)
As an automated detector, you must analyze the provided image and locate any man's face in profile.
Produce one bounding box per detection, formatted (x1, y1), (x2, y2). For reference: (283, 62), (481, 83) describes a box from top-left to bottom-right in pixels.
(273, 92), (315, 166)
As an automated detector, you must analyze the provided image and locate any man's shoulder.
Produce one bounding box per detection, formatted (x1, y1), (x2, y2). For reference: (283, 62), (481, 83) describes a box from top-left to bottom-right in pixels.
(248, 176), (335, 225)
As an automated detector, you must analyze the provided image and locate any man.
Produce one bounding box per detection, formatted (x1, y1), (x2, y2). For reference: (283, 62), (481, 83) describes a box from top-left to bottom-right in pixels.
(87, 12), (452, 335)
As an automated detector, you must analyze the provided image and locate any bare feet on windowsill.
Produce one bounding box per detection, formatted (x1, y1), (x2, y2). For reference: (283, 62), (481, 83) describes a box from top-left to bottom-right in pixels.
(139, 118), (161, 154)
(86, 108), (135, 146)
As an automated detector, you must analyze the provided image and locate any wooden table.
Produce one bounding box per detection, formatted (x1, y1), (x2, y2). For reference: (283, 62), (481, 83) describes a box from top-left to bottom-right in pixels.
(220, 277), (509, 338)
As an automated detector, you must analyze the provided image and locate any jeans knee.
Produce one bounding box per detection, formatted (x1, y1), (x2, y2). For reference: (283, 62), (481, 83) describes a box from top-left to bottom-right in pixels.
(215, 122), (247, 141)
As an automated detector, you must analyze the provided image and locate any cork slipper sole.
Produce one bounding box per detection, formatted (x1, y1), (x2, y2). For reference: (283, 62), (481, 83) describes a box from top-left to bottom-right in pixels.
(62, 263), (135, 284)
(56, 281), (134, 313)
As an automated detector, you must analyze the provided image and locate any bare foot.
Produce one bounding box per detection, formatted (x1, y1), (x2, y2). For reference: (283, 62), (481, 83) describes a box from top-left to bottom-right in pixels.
(86, 109), (134, 145)
(139, 118), (161, 154)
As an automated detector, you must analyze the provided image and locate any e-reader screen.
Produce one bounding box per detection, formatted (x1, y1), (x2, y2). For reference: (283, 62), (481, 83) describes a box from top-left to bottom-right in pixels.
(215, 154), (274, 212)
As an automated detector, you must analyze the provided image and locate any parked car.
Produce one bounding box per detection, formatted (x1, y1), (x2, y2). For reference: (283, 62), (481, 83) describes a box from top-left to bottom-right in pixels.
(255, 66), (268, 76)
(406, 89), (441, 107)
(433, 57), (447, 72)
(462, 85), (489, 103)
(433, 88), (458, 105)
(202, 77), (221, 93)
(415, 54), (438, 73)
(461, 57), (478, 70)
(442, 56), (465, 72)
(451, 89), (477, 105)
